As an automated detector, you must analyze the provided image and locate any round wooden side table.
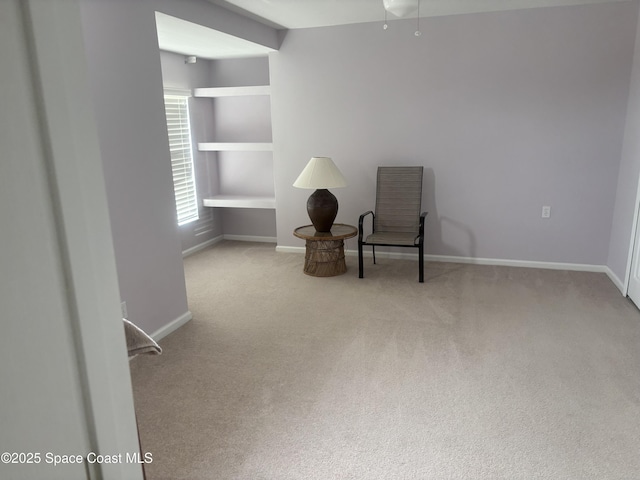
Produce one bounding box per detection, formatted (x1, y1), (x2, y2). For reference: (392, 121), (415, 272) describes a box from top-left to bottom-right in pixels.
(293, 224), (357, 277)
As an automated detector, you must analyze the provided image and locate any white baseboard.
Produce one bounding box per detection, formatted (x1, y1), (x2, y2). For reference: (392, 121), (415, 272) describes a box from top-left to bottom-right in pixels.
(275, 245), (305, 254)
(276, 245), (616, 277)
(423, 253), (606, 273)
(183, 234), (277, 258)
(182, 235), (224, 258)
(604, 267), (625, 294)
(223, 234), (277, 243)
(150, 311), (192, 342)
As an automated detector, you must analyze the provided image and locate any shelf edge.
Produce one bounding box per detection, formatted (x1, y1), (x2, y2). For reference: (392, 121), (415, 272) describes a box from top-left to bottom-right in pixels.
(193, 86), (270, 97)
(202, 196), (276, 209)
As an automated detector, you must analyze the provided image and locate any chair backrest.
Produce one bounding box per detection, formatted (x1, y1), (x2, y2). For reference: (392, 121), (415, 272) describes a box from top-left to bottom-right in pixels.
(374, 166), (423, 234)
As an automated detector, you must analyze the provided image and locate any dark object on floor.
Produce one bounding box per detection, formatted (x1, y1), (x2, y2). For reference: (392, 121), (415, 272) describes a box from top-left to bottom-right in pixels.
(358, 166), (427, 282)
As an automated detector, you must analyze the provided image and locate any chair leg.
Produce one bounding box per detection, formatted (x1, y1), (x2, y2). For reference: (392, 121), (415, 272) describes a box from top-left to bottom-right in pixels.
(358, 242), (364, 278)
(418, 243), (424, 283)
(372, 245), (376, 265)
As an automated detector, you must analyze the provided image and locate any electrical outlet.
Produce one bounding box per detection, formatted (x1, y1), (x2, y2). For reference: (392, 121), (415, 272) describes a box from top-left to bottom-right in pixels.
(542, 206), (551, 218)
(121, 301), (128, 319)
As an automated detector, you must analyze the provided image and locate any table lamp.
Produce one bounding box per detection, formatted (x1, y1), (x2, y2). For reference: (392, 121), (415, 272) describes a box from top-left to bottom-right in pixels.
(293, 157), (347, 232)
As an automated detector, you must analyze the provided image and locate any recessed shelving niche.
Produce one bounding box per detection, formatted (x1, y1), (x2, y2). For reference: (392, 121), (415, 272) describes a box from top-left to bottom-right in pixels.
(195, 84), (275, 210)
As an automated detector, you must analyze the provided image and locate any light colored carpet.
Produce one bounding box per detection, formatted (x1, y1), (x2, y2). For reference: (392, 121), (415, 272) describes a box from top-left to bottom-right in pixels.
(130, 241), (640, 479)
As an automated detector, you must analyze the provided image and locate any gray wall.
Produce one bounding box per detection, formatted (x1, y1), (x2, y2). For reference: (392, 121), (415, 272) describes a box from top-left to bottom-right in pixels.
(159, 50), (222, 253)
(75, 0), (640, 333)
(608, 5), (640, 284)
(80, 0), (279, 334)
(271, 2), (637, 266)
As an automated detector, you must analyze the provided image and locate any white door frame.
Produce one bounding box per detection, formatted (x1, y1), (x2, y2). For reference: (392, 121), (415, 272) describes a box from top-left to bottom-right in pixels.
(623, 168), (640, 297)
(22, 1), (142, 477)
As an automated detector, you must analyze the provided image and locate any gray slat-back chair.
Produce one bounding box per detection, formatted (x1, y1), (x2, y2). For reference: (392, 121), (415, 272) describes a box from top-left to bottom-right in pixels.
(358, 166), (427, 282)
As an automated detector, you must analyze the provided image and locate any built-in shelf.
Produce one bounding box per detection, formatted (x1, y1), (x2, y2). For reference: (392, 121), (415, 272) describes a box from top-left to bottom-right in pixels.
(198, 142), (273, 152)
(202, 195), (276, 209)
(197, 80), (274, 217)
(193, 85), (270, 97)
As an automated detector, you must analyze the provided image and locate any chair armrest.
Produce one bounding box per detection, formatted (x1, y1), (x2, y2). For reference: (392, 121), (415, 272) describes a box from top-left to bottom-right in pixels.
(419, 211), (428, 237)
(359, 211), (374, 242)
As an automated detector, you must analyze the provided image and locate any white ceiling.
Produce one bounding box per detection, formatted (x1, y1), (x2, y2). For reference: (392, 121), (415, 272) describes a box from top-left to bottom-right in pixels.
(155, 12), (275, 59)
(209, 0), (628, 30)
(157, 0), (627, 60)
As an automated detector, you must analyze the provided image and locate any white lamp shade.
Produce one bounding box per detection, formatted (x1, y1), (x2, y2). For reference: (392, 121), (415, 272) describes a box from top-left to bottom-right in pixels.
(293, 157), (347, 189)
(383, 0), (419, 18)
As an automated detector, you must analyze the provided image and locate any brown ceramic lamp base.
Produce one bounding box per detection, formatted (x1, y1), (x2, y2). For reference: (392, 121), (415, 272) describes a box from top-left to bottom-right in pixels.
(307, 188), (338, 232)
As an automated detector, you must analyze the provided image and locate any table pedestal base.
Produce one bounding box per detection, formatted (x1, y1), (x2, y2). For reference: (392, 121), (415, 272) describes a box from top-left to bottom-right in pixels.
(293, 224), (357, 277)
(303, 239), (346, 277)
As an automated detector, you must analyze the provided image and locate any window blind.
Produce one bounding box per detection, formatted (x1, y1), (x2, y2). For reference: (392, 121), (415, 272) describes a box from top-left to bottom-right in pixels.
(164, 94), (199, 226)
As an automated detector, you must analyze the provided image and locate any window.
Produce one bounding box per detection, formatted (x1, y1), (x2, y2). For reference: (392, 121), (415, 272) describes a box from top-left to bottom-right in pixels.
(163, 94), (198, 226)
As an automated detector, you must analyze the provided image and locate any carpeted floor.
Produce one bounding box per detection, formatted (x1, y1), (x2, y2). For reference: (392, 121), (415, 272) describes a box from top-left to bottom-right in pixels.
(130, 241), (640, 479)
